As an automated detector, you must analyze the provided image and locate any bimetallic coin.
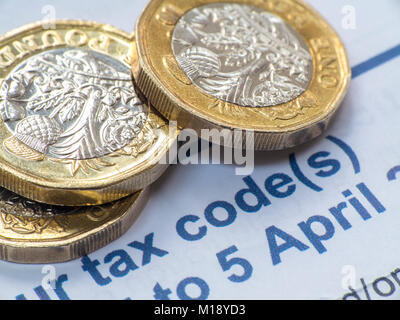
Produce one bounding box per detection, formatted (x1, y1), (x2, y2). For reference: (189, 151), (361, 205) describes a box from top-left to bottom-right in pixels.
(0, 187), (149, 264)
(0, 21), (177, 206)
(134, 0), (351, 150)
(172, 3), (313, 108)
(2, 48), (148, 160)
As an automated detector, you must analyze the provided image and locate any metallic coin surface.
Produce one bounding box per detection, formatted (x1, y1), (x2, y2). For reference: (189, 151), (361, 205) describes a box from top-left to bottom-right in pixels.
(2, 48), (148, 160)
(134, 0), (351, 150)
(0, 21), (176, 206)
(0, 187), (149, 264)
(172, 3), (313, 108)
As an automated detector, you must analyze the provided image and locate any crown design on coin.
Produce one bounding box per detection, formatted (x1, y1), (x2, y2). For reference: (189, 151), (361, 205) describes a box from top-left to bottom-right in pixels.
(0, 48), (148, 161)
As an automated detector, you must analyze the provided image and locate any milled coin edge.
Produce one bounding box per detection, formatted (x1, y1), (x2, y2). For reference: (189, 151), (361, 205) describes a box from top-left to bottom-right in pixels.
(134, 0), (351, 150)
(0, 187), (149, 264)
(0, 20), (177, 205)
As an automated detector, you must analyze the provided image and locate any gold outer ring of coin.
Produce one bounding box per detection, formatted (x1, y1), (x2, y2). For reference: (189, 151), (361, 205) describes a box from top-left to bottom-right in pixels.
(0, 20), (178, 206)
(0, 187), (149, 264)
(134, 0), (351, 150)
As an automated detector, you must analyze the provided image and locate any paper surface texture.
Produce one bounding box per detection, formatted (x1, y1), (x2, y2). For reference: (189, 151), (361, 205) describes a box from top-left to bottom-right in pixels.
(0, 0), (399, 300)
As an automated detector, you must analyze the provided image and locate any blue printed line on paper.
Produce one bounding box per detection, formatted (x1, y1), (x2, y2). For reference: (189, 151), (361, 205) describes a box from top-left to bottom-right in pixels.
(352, 44), (400, 79)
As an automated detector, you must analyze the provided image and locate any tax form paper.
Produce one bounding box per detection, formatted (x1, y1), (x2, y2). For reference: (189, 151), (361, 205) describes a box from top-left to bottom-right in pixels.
(0, 0), (400, 300)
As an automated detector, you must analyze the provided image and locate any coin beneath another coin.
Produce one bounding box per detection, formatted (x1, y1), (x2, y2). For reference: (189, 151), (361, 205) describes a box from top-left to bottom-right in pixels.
(134, 0), (351, 150)
(0, 186), (149, 264)
(0, 20), (177, 206)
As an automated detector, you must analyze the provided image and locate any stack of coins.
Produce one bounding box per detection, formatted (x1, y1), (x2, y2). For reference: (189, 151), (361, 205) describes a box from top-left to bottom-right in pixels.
(0, 0), (350, 264)
(0, 21), (178, 263)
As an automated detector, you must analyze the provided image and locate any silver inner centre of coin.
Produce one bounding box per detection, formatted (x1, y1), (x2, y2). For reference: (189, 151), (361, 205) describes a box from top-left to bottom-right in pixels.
(0, 48), (148, 160)
(172, 3), (313, 108)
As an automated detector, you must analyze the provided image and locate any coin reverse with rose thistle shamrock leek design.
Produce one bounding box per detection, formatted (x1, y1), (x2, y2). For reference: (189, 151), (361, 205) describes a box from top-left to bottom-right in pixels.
(134, 0), (351, 150)
(0, 21), (176, 206)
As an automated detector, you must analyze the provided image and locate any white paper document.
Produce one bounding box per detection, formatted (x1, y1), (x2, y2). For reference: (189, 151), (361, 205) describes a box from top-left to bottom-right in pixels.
(0, 0), (399, 300)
